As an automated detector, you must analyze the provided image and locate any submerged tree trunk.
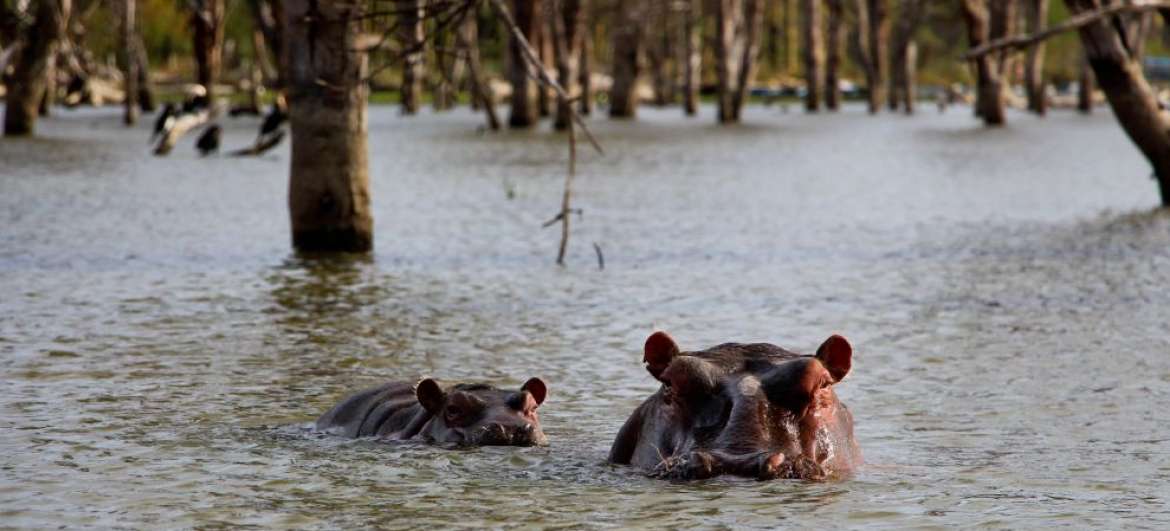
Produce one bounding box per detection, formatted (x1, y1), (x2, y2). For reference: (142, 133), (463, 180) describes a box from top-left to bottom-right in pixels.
(609, 1), (641, 118)
(1078, 52), (1094, 113)
(683, 0), (701, 116)
(400, 0), (424, 115)
(715, 0), (763, 123)
(579, 23), (593, 115)
(902, 40), (917, 114)
(553, 0), (584, 130)
(121, 0), (139, 125)
(191, 0), (225, 89)
(863, 0), (888, 114)
(458, 13), (500, 130)
(647, 0), (674, 107)
(825, 0), (844, 110)
(962, 0), (1005, 125)
(4, 0), (69, 137)
(801, 0), (823, 112)
(1063, 0), (1170, 205)
(135, 37), (156, 112)
(888, 0), (923, 112)
(509, 0), (541, 127)
(284, 0), (373, 252)
(1023, 0), (1049, 115)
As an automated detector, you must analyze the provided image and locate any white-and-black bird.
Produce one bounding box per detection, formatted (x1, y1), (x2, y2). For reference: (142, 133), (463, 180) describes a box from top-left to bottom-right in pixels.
(196, 125), (221, 157)
(181, 85), (210, 114)
(151, 103), (177, 144)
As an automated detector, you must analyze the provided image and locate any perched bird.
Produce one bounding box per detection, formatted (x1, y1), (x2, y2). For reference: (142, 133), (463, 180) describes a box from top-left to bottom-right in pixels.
(196, 125), (221, 157)
(181, 84), (210, 113)
(151, 103), (177, 144)
(258, 103), (287, 138)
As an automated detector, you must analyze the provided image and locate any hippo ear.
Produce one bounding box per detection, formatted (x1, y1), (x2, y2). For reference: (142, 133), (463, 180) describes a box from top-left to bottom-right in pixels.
(415, 378), (447, 415)
(815, 335), (852, 382)
(643, 331), (680, 382)
(521, 377), (547, 407)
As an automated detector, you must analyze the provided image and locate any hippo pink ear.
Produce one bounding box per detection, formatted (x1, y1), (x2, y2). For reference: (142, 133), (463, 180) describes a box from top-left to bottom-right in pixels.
(521, 377), (547, 407)
(643, 331), (680, 382)
(816, 335), (852, 383)
(415, 378), (447, 415)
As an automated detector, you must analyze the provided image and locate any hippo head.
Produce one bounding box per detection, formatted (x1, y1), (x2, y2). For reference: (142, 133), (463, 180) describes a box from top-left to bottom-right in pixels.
(415, 378), (549, 447)
(640, 332), (858, 480)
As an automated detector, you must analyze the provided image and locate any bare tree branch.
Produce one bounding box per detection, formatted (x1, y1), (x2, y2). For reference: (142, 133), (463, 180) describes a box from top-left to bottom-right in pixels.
(963, 0), (1170, 59)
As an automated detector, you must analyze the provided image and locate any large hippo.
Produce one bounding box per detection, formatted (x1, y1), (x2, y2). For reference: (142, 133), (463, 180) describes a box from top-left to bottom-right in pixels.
(316, 377), (548, 447)
(608, 332), (860, 480)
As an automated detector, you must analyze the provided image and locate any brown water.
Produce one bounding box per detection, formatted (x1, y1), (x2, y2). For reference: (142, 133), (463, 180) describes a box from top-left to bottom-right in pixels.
(2, 103), (1169, 528)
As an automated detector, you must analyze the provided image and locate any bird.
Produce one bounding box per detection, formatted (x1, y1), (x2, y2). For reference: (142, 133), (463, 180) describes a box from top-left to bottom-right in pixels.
(196, 125), (221, 157)
(257, 93), (288, 139)
(150, 103), (177, 144)
(181, 84), (210, 113)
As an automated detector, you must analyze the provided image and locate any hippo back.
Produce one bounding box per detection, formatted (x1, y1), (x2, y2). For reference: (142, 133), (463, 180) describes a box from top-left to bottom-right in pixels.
(315, 381), (431, 439)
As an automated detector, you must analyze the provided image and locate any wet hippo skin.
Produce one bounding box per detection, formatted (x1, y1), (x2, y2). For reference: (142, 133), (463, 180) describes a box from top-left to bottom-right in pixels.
(609, 332), (861, 480)
(316, 377), (548, 447)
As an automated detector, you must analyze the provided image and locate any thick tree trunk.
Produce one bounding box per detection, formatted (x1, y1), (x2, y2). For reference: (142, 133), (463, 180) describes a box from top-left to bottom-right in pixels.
(989, 0), (1017, 106)
(730, 0), (764, 120)
(609, 1), (641, 118)
(825, 0), (844, 110)
(683, 0), (701, 116)
(284, 0), (373, 252)
(4, 0), (69, 137)
(509, 0), (541, 127)
(962, 0), (1005, 125)
(865, 0), (888, 114)
(1064, 0), (1170, 205)
(1024, 0), (1049, 114)
(121, 0), (139, 125)
(579, 24), (593, 115)
(553, 0), (584, 130)
(1078, 52), (1094, 113)
(458, 13), (501, 130)
(400, 0), (424, 115)
(801, 0), (823, 112)
(191, 0), (225, 89)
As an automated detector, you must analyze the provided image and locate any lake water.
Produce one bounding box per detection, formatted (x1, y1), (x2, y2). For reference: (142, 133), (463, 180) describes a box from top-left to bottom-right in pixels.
(2, 103), (1169, 528)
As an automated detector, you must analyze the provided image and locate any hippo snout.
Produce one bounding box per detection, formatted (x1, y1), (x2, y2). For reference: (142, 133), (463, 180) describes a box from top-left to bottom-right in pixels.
(474, 423), (545, 447)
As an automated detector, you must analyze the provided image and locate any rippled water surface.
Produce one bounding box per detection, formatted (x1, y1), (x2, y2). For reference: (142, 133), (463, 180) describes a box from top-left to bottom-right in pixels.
(3, 103), (1170, 528)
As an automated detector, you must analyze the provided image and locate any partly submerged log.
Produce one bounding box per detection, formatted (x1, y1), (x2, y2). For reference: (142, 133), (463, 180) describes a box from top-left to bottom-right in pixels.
(229, 130), (285, 157)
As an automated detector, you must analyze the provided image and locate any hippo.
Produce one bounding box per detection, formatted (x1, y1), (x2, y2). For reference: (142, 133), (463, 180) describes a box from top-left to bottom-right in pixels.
(316, 377), (548, 447)
(608, 332), (860, 480)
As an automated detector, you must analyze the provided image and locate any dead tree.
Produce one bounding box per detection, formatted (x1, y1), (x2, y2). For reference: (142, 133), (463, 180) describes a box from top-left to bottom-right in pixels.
(962, 0), (1006, 125)
(609, 0), (642, 118)
(509, 0), (542, 127)
(4, 0), (70, 137)
(579, 21), (593, 115)
(825, 0), (844, 110)
(683, 0), (701, 115)
(802, 0), (824, 111)
(284, 0), (373, 252)
(457, 13), (501, 129)
(888, 0), (924, 112)
(134, 38), (156, 111)
(901, 40), (917, 113)
(1078, 52), (1094, 112)
(121, 0), (138, 125)
(855, 0), (888, 113)
(964, 0), (1170, 205)
(1023, 0), (1049, 114)
(552, 0), (585, 129)
(400, 0), (424, 115)
(714, 0), (764, 123)
(190, 0), (225, 90)
(247, 0), (284, 87)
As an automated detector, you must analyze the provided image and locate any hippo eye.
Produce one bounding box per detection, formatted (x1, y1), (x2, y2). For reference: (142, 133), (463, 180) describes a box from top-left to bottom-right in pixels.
(446, 406), (462, 418)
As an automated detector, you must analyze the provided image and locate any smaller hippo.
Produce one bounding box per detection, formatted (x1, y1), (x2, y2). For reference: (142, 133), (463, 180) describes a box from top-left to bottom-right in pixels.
(316, 377), (548, 447)
(609, 331), (861, 480)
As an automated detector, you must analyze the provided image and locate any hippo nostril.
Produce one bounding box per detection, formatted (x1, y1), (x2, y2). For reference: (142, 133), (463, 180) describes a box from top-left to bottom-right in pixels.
(521, 423), (534, 435)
